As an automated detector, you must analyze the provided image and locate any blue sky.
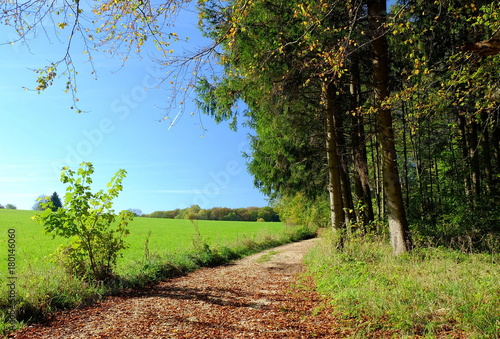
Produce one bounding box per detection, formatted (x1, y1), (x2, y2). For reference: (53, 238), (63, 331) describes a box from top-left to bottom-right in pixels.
(0, 6), (269, 214)
(0, 1), (400, 214)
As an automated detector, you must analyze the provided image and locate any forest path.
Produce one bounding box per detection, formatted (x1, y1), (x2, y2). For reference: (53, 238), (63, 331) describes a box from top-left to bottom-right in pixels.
(10, 238), (354, 338)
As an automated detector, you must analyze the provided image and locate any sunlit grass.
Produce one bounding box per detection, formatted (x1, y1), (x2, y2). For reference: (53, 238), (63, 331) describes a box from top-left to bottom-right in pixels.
(0, 210), (285, 279)
(305, 229), (500, 338)
(117, 217), (285, 269)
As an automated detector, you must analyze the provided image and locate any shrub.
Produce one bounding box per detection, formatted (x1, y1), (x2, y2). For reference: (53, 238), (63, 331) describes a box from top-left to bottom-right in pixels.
(33, 162), (134, 281)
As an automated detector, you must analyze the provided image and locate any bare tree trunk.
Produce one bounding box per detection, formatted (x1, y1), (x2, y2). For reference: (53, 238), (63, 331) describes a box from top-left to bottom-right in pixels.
(427, 121), (435, 208)
(401, 101), (410, 210)
(448, 134), (460, 196)
(372, 126), (382, 219)
(332, 95), (355, 226)
(340, 157), (355, 226)
(480, 111), (493, 194)
(409, 115), (425, 215)
(367, 0), (412, 255)
(434, 157), (442, 206)
(458, 114), (473, 198)
(459, 113), (481, 201)
(468, 119), (481, 198)
(352, 129), (375, 226)
(324, 82), (346, 238)
(350, 53), (375, 226)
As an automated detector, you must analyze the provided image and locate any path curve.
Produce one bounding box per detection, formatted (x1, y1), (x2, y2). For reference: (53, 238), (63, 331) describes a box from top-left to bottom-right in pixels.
(10, 238), (347, 338)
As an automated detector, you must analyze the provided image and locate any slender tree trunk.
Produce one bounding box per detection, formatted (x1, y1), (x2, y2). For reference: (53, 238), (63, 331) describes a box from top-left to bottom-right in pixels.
(401, 101), (410, 210)
(480, 111), (493, 194)
(372, 125), (382, 219)
(427, 121), (435, 208)
(448, 130), (461, 197)
(333, 99), (355, 226)
(434, 157), (442, 207)
(459, 113), (481, 201)
(409, 116), (424, 214)
(324, 82), (346, 238)
(350, 53), (375, 226)
(458, 114), (473, 198)
(352, 131), (375, 226)
(468, 119), (481, 198)
(340, 158), (355, 227)
(367, 0), (412, 255)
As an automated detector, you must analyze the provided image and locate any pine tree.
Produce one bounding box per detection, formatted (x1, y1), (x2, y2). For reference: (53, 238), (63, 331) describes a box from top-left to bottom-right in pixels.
(50, 192), (63, 211)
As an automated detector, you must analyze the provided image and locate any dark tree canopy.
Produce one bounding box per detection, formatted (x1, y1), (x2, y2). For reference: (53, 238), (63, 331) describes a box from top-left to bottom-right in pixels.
(50, 192), (63, 211)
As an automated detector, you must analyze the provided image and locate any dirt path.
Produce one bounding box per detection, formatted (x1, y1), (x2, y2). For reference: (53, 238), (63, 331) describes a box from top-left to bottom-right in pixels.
(10, 238), (348, 338)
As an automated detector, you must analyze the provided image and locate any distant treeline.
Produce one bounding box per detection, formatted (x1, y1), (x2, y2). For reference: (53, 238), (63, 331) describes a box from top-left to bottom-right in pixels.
(144, 205), (280, 222)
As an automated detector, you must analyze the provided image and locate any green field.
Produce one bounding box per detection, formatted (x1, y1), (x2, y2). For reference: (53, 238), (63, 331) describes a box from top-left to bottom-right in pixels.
(1, 208), (313, 333)
(0, 209), (287, 277)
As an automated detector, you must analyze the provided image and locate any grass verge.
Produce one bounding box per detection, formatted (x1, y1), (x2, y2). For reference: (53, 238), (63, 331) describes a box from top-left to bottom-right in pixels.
(0, 223), (316, 335)
(305, 229), (500, 338)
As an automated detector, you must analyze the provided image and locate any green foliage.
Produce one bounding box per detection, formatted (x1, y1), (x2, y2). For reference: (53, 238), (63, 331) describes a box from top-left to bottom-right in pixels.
(127, 208), (143, 217)
(145, 205), (279, 222)
(197, 0), (500, 248)
(5, 204), (16, 210)
(33, 162), (134, 281)
(411, 195), (500, 252)
(0, 265), (103, 328)
(197, 0), (335, 202)
(275, 193), (330, 228)
(32, 195), (51, 211)
(306, 230), (500, 337)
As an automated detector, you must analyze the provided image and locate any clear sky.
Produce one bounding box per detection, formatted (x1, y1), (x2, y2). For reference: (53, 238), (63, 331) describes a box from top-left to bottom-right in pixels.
(0, 6), (269, 214)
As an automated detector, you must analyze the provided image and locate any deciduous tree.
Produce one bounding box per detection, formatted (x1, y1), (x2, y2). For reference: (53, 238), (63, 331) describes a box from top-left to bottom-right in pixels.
(33, 162), (134, 281)
(32, 194), (50, 211)
(367, 0), (413, 254)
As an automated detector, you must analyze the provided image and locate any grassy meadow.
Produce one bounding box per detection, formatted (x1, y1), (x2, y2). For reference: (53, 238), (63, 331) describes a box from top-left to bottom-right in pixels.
(0, 209), (287, 275)
(0, 209), (315, 333)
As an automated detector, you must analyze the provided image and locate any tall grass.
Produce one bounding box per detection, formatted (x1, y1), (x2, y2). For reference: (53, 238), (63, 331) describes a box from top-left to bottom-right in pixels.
(305, 229), (500, 338)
